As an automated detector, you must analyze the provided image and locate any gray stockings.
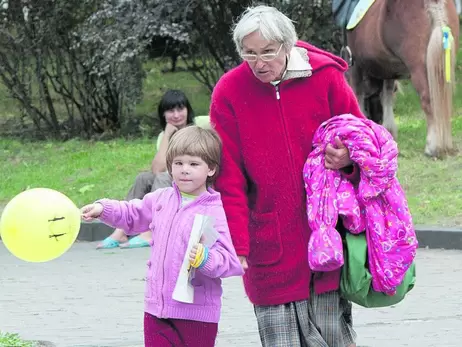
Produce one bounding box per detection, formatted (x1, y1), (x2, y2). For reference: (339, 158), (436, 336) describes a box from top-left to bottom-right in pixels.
(125, 171), (172, 200)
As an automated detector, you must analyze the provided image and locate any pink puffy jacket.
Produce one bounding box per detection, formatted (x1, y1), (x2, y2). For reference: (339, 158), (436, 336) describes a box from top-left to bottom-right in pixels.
(303, 114), (418, 295)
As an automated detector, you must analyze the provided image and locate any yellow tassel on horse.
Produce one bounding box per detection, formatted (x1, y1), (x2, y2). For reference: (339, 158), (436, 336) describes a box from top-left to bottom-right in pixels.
(442, 25), (454, 83)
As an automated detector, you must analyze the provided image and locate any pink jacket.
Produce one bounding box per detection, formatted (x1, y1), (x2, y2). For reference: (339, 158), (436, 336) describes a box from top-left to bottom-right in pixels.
(97, 185), (244, 323)
(303, 114), (418, 294)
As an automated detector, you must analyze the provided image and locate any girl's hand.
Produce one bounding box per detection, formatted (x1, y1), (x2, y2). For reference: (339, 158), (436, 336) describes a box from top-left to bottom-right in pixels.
(81, 203), (104, 221)
(189, 243), (208, 268)
(189, 244), (200, 263)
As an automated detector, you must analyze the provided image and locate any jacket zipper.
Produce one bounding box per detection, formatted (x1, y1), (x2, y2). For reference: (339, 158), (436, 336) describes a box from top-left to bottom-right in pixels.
(273, 82), (307, 245)
(274, 82), (297, 182)
(160, 207), (179, 317)
(275, 84), (280, 100)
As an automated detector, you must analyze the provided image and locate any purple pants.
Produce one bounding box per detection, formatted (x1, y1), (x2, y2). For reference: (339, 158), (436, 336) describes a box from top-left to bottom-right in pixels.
(144, 312), (218, 347)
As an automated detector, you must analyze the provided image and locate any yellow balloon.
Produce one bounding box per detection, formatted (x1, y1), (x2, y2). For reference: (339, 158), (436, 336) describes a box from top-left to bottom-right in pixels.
(0, 188), (80, 262)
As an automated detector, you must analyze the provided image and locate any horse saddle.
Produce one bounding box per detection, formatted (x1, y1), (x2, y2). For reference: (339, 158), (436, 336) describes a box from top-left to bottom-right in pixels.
(332, 0), (376, 30)
(346, 0), (376, 30)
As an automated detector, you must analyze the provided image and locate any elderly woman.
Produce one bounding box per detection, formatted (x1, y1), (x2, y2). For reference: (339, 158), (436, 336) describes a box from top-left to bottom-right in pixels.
(210, 5), (364, 347)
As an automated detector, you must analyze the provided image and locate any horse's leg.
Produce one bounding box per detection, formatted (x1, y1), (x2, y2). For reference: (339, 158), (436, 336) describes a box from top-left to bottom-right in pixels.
(348, 63), (366, 114)
(381, 79), (398, 139)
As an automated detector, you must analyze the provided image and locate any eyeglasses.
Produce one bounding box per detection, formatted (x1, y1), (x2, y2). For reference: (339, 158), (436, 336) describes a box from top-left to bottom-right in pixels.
(241, 44), (283, 62)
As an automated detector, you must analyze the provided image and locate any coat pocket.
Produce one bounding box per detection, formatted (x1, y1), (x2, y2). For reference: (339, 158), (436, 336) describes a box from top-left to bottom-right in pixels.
(191, 276), (206, 305)
(248, 211), (283, 266)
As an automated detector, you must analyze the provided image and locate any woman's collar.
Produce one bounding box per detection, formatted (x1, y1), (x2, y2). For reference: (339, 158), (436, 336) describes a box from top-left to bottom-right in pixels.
(287, 46), (312, 72)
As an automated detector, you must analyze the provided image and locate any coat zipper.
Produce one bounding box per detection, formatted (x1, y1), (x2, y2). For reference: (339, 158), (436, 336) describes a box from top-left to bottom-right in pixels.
(159, 206), (179, 317)
(274, 82), (297, 183)
(273, 82), (307, 246)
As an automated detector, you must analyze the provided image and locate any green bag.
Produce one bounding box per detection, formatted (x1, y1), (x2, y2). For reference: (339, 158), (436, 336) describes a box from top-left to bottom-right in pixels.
(340, 232), (416, 308)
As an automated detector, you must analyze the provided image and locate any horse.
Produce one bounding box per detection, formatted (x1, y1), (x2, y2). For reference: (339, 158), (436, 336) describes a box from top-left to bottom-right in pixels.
(344, 0), (459, 158)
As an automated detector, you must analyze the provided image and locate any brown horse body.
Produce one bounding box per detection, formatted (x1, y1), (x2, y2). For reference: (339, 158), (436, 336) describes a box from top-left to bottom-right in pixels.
(346, 0), (459, 158)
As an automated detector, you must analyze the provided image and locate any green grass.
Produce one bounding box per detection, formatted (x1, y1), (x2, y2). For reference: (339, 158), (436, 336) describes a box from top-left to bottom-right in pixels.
(0, 138), (155, 205)
(1, 53), (462, 227)
(395, 110), (462, 226)
(0, 332), (35, 347)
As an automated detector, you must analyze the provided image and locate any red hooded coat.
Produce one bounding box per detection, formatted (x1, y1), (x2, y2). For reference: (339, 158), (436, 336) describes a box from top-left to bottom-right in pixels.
(210, 41), (364, 305)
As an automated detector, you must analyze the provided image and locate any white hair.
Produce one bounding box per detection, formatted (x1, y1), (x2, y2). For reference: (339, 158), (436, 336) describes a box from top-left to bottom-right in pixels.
(232, 5), (298, 55)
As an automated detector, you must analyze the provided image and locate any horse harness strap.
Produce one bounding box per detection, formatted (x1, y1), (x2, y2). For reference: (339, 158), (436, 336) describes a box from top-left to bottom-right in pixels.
(332, 0), (356, 67)
(340, 28), (354, 67)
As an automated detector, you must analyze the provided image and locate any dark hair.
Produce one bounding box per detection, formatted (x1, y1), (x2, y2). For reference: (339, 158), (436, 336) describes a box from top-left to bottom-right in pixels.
(158, 89), (195, 130)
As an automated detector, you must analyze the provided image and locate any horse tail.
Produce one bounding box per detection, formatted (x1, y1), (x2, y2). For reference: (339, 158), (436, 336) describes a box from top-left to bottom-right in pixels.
(426, 1), (456, 156)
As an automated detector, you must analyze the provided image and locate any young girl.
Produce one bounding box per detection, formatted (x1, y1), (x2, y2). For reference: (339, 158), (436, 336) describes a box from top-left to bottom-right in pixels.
(81, 126), (244, 346)
(97, 89), (205, 249)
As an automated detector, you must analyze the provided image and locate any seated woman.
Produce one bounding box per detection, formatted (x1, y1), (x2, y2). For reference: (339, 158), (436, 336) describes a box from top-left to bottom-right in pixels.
(97, 89), (210, 249)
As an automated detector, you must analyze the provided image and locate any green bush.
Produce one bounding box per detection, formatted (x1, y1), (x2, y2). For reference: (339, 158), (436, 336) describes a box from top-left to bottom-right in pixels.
(0, 332), (35, 347)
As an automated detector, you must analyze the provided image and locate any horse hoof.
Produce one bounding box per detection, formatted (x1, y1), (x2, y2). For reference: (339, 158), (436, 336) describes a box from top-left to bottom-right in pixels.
(423, 146), (456, 159)
(424, 148), (440, 159)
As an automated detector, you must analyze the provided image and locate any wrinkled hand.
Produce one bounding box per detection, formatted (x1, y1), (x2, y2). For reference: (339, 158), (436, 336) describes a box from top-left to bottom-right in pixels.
(81, 203), (104, 221)
(238, 256), (248, 271)
(325, 136), (352, 170)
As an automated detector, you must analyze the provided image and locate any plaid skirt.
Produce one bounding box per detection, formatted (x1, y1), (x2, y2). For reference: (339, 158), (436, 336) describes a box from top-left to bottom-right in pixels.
(254, 288), (356, 347)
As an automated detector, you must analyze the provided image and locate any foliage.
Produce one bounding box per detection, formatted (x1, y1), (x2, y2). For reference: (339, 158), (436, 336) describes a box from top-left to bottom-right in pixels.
(0, 0), (150, 139)
(0, 0), (339, 137)
(0, 331), (35, 347)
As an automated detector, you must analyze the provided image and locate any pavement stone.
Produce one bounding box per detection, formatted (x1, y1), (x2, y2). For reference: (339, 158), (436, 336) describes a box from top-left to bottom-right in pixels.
(1, 242), (462, 347)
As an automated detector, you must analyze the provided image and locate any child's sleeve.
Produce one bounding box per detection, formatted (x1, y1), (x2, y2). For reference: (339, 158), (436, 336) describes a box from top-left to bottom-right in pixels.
(96, 189), (163, 235)
(198, 207), (245, 279)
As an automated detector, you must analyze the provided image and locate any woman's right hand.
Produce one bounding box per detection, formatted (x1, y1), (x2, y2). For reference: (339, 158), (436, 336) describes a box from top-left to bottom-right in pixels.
(238, 256), (248, 271)
(165, 123), (179, 137)
(81, 203), (104, 221)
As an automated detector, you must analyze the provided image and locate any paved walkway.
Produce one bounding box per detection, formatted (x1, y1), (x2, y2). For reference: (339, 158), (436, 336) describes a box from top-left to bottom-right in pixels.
(1, 242), (461, 347)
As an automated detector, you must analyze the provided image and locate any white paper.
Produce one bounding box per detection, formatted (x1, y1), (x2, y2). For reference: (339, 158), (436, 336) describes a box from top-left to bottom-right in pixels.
(172, 214), (219, 303)
(200, 217), (220, 248)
